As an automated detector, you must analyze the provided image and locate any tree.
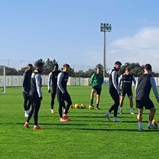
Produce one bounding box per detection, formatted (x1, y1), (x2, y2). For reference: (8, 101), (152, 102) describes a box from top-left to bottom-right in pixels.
(118, 62), (157, 77)
(44, 58), (58, 75)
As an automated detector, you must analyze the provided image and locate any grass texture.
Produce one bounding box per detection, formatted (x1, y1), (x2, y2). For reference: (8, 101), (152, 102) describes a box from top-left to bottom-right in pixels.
(0, 86), (159, 159)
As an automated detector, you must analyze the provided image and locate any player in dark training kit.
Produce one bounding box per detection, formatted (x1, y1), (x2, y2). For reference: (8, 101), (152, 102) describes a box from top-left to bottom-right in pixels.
(105, 61), (122, 122)
(48, 63), (61, 114)
(119, 67), (136, 114)
(136, 64), (159, 131)
(89, 65), (104, 109)
(24, 61), (44, 130)
(22, 64), (33, 117)
(57, 64), (72, 122)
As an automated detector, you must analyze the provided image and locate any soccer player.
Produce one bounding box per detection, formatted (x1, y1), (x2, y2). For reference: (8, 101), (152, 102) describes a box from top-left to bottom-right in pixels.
(89, 65), (104, 109)
(119, 67), (136, 114)
(48, 63), (61, 114)
(57, 64), (72, 122)
(105, 61), (122, 122)
(24, 61), (44, 130)
(22, 64), (33, 117)
(136, 64), (159, 131)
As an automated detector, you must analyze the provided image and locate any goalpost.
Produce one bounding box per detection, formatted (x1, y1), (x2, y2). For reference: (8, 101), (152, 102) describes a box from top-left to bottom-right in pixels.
(0, 65), (6, 93)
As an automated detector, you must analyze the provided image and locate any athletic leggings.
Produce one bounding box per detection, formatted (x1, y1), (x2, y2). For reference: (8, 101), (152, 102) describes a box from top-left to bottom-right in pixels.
(51, 91), (56, 109)
(27, 96), (41, 125)
(109, 89), (119, 117)
(23, 91), (31, 111)
(57, 91), (72, 118)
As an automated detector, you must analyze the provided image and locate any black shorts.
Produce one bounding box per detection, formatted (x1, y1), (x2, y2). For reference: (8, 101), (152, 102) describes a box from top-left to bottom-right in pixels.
(136, 99), (154, 109)
(120, 89), (132, 97)
(92, 86), (102, 95)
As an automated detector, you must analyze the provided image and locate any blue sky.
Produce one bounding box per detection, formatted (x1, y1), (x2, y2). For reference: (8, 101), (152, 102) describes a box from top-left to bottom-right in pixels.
(0, 0), (159, 71)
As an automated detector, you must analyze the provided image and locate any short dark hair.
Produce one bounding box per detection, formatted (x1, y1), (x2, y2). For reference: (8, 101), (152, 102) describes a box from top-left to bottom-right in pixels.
(54, 63), (59, 67)
(28, 64), (33, 67)
(63, 64), (70, 68)
(96, 64), (102, 69)
(144, 64), (152, 71)
(35, 61), (44, 68)
(125, 66), (131, 72)
(115, 61), (122, 66)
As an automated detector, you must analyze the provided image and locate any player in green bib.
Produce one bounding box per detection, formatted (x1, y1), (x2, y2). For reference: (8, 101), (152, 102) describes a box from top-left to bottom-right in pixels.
(90, 65), (104, 109)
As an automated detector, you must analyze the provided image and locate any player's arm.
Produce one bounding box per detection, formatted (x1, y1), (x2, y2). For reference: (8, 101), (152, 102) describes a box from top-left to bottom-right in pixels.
(118, 74), (122, 89)
(150, 77), (159, 102)
(101, 74), (104, 84)
(132, 75), (136, 86)
(134, 80), (138, 98)
(57, 72), (65, 94)
(90, 74), (95, 85)
(112, 71), (120, 93)
(22, 71), (27, 92)
(48, 72), (52, 92)
(35, 74), (42, 98)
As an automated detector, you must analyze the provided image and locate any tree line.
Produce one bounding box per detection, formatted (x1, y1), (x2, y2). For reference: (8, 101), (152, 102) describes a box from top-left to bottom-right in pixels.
(0, 58), (158, 77)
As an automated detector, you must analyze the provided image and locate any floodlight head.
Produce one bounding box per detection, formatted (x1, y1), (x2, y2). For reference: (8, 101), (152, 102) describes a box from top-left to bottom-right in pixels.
(100, 23), (112, 32)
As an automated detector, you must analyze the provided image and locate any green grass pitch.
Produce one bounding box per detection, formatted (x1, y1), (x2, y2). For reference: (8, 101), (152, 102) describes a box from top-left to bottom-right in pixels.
(0, 86), (159, 159)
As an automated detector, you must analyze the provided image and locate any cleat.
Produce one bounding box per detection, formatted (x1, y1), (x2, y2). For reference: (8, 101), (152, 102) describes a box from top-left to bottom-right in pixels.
(119, 109), (122, 114)
(33, 125), (42, 130)
(63, 115), (71, 120)
(51, 109), (54, 114)
(148, 124), (158, 129)
(24, 122), (29, 128)
(96, 107), (100, 110)
(113, 117), (121, 122)
(105, 112), (110, 121)
(60, 117), (68, 122)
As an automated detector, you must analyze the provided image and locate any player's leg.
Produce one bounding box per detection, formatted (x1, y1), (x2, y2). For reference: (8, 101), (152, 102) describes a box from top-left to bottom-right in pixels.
(57, 92), (67, 122)
(33, 98), (42, 129)
(106, 89), (120, 121)
(90, 88), (95, 106)
(96, 94), (100, 109)
(136, 100), (144, 131)
(113, 92), (120, 121)
(127, 89), (134, 114)
(149, 107), (156, 121)
(129, 95), (134, 114)
(23, 92), (29, 117)
(24, 97), (34, 128)
(105, 89), (115, 120)
(137, 108), (143, 131)
(119, 95), (125, 114)
(63, 92), (72, 120)
(96, 88), (101, 109)
(147, 100), (157, 129)
(51, 91), (56, 113)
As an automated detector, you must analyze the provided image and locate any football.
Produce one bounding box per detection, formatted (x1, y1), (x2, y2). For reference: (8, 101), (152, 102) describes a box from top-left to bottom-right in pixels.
(89, 105), (94, 110)
(75, 104), (81, 109)
(152, 119), (158, 127)
(80, 104), (86, 109)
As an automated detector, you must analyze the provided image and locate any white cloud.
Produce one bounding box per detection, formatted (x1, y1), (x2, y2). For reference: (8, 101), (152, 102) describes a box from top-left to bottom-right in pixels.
(108, 27), (159, 72)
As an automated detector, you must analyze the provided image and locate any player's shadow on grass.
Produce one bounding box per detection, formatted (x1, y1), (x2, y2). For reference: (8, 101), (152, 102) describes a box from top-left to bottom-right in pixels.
(76, 127), (159, 132)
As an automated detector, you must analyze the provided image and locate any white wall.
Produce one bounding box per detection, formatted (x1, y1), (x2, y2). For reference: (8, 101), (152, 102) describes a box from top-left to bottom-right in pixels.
(0, 75), (91, 87)
(1, 76), (159, 87)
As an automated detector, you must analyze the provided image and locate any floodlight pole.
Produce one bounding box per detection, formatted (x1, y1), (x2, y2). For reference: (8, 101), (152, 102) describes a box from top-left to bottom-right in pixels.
(100, 23), (111, 77)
